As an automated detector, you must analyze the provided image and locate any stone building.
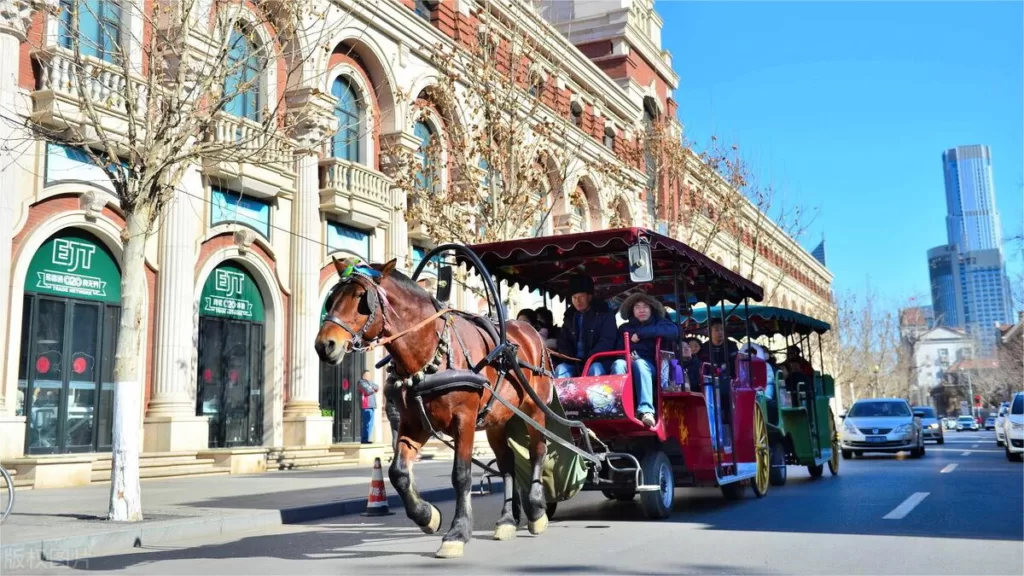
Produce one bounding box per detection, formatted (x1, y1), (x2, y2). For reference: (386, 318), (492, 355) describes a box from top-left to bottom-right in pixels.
(0, 0), (833, 486)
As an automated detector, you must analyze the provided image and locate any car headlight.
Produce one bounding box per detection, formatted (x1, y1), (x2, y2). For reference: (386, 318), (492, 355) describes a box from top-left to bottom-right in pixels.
(843, 420), (859, 434)
(894, 424), (913, 434)
(929, 423), (939, 429)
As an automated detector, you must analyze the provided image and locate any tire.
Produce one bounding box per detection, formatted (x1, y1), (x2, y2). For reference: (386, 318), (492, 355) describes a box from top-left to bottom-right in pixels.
(720, 481), (746, 500)
(841, 450), (852, 460)
(546, 501), (557, 520)
(769, 441), (788, 486)
(751, 404), (770, 498)
(0, 466), (13, 523)
(807, 463), (824, 478)
(938, 437), (944, 445)
(854, 451), (863, 458)
(1008, 445), (1023, 462)
(828, 408), (840, 476)
(997, 438), (1004, 447)
(639, 451), (674, 519)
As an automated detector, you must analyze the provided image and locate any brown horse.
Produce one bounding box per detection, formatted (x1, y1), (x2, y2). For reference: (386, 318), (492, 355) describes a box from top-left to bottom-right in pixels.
(314, 258), (554, 558)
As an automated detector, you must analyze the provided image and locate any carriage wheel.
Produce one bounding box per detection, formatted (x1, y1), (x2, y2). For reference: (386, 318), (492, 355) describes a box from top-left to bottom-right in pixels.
(752, 403), (770, 498)
(639, 451), (674, 519)
(828, 408), (840, 476)
(769, 440), (788, 486)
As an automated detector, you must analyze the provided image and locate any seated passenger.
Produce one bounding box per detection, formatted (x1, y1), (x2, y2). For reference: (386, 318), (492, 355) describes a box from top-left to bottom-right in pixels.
(535, 307), (560, 349)
(700, 318), (739, 372)
(516, 309), (538, 328)
(785, 345), (814, 377)
(611, 293), (680, 427)
(554, 273), (618, 378)
(681, 337), (703, 391)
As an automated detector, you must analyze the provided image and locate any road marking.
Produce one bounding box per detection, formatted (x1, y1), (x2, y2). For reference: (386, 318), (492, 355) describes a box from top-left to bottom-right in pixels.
(972, 444), (979, 448)
(962, 451), (972, 456)
(884, 492), (930, 520)
(940, 464), (958, 473)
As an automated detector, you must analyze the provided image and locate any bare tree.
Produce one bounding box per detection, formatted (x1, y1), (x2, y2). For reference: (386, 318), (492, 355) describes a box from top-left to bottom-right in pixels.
(389, 9), (601, 247)
(16, 0), (336, 520)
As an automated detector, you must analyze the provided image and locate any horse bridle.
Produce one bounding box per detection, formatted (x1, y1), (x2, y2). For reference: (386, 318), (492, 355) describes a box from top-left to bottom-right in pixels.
(323, 272), (383, 353)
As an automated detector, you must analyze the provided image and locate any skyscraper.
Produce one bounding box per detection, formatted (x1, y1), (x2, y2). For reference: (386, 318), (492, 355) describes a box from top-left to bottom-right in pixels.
(943, 145), (1002, 251)
(928, 145), (1014, 355)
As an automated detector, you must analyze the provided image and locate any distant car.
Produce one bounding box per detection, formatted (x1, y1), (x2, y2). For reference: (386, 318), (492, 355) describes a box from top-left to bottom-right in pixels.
(913, 406), (944, 444)
(1004, 392), (1023, 462)
(984, 415), (997, 430)
(841, 398), (925, 459)
(956, 415), (979, 432)
(996, 402), (1010, 447)
(942, 418), (958, 431)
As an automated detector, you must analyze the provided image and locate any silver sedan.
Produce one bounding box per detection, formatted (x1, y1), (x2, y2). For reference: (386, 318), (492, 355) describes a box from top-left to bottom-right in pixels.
(841, 398), (925, 459)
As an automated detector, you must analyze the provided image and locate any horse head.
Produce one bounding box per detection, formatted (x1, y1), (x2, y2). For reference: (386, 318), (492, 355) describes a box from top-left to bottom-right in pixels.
(314, 256), (399, 364)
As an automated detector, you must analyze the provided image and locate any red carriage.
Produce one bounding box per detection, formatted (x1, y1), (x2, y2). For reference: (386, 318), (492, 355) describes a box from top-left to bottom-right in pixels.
(462, 227), (773, 519)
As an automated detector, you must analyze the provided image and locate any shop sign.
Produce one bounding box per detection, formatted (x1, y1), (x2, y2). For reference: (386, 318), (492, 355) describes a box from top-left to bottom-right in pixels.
(200, 262), (265, 322)
(25, 230), (121, 303)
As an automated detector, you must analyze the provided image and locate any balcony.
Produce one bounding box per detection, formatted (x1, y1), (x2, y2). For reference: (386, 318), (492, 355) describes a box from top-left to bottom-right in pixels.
(202, 114), (296, 199)
(319, 158), (394, 229)
(407, 201), (469, 244)
(553, 212), (584, 234)
(30, 47), (139, 133)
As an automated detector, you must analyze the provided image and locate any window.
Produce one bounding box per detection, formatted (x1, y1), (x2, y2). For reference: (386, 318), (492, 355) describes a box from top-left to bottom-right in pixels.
(210, 187), (271, 239)
(414, 0), (432, 20)
(327, 221), (370, 259)
(224, 28), (264, 121)
(603, 127), (615, 149)
(413, 120), (437, 193)
(331, 76), (362, 162)
(570, 102), (583, 128)
(59, 0), (121, 63)
(529, 75), (543, 99)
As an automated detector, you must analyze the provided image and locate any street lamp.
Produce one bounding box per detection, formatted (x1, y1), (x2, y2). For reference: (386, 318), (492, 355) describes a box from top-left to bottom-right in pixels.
(960, 365), (975, 419)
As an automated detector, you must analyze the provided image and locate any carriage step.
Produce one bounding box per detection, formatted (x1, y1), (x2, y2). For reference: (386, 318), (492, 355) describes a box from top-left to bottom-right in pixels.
(636, 484), (662, 492)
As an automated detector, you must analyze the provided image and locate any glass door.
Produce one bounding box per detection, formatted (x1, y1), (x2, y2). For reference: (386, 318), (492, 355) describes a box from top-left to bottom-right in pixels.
(197, 317), (264, 448)
(19, 296), (117, 454)
(319, 352), (363, 443)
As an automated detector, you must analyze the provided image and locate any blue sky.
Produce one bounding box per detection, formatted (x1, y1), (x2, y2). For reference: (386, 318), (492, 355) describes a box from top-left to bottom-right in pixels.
(658, 1), (1023, 305)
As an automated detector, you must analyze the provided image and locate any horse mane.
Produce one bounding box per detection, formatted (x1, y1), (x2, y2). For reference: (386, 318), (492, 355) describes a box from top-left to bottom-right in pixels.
(373, 264), (433, 302)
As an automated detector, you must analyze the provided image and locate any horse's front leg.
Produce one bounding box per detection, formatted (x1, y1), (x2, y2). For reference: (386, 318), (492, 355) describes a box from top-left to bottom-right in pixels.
(388, 425), (442, 535)
(487, 425), (518, 540)
(524, 411), (550, 535)
(436, 413), (476, 559)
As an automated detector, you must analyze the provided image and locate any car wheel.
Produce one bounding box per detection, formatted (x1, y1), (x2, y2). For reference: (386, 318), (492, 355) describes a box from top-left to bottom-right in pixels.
(1006, 445), (1022, 462)
(841, 449), (852, 460)
(854, 451), (863, 458)
(997, 439), (1004, 447)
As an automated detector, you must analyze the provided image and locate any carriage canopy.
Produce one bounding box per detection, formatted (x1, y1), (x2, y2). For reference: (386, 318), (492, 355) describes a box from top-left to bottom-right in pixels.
(677, 305), (831, 339)
(461, 228), (764, 308)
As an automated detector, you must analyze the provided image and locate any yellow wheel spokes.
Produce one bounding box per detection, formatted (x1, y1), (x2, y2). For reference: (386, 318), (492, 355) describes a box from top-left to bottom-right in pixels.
(754, 404), (770, 493)
(829, 408), (840, 473)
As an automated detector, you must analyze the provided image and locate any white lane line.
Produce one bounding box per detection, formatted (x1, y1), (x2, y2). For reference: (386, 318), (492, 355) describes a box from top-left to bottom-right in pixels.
(884, 492), (930, 520)
(972, 444), (979, 448)
(961, 451), (972, 456)
(940, 463), (958, 473)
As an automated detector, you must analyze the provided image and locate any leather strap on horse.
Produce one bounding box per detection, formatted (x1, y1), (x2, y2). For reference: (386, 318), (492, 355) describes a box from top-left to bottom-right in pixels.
(369, 308), (453, 351)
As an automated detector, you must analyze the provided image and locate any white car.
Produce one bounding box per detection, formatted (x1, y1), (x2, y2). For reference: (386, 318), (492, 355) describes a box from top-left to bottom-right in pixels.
(996, 402), (1010, 447)
(1004, 392), (1023, 462)
(840, 398), (925, 459)
(955, 415), (979, 431)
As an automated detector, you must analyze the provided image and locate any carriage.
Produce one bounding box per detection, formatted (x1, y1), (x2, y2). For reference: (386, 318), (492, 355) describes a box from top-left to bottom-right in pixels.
(459, 227), (772, 519)
(680, 305), (840, 486)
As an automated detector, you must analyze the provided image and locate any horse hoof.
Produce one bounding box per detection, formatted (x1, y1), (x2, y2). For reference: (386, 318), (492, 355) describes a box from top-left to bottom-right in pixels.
(436, 540), (465, 558)
(493, 523), (517, 540)
(528, 514), (548, 535)
(420, 506), (442, 535)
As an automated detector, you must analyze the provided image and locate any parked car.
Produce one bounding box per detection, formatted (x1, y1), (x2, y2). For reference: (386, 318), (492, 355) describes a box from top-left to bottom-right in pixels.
(956, 415), (979, 432)
(996, 402), (1010, 447)
(1004, 392), (1023, 462)
(913, 406), (944, 444)
(841, 398), (925, 459)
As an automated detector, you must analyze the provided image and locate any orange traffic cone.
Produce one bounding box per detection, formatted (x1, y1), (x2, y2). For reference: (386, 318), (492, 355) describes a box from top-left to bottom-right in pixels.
(362, 457), (394, 516)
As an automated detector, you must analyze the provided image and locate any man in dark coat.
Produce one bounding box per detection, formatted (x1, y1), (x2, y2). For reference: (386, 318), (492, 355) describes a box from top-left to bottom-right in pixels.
(611, 293), (680, 427)
(700, 318), (739, 374)
(554, 273), (618, 378)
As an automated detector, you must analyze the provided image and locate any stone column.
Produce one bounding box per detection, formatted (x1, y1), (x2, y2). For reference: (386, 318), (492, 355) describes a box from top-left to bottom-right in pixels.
(0, 0), (32, 459)
(282, 88), (334, 447)
(143, 164), (209, 452)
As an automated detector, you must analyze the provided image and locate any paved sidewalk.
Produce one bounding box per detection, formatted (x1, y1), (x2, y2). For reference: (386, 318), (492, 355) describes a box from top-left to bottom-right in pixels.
(0, 458), (499, 565)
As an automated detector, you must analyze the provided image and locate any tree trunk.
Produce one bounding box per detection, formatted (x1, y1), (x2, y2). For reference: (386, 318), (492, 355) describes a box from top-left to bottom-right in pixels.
(108, 204), (152, 522)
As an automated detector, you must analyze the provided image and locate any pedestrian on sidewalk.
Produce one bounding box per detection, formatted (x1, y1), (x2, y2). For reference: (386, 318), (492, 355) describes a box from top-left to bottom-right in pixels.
(359, 371), (379, 444)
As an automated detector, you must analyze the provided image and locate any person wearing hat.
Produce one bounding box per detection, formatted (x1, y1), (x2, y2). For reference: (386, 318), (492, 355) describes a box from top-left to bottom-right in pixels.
(554, 273), (618, 378)
(785, 345), (814, 377)
(611, 293), (680, 427)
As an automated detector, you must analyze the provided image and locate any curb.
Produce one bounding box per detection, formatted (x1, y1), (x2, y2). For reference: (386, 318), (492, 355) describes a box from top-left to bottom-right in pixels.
(0, 479), (504, 564)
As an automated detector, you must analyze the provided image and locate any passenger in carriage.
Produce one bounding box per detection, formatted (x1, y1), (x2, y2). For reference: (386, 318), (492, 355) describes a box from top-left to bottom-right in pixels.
(535, 307), (560, 349)
(611, 293), (680, 427)
(700, 318), (739, 371)
(554, 273), (618, 378)
(784, 345), (815, 377)
(681, 337), (703, 391)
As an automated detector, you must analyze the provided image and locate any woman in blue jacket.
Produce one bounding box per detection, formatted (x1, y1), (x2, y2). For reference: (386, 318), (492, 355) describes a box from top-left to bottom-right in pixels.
(611, 293), (680, 427)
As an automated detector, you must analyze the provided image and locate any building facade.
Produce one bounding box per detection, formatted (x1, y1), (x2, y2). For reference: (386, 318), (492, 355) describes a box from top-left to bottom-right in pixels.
(943, 145), (1002, 252)
(0, 0), (833, 478)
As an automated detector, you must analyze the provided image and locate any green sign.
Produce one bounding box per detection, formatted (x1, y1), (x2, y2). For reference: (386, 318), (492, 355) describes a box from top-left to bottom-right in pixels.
(25, 230), (122, 303)
(200, 262), (265, 322)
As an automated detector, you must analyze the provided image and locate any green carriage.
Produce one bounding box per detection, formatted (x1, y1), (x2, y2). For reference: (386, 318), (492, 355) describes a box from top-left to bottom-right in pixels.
(683, 305), (839, 486)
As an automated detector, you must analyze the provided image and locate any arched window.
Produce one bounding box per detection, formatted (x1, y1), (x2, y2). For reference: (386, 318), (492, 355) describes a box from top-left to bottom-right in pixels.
(225, 28), (263, 121)
(413, 120), (436, 193)
(59, 0), (121, 63)
(331, 76), (362, 162)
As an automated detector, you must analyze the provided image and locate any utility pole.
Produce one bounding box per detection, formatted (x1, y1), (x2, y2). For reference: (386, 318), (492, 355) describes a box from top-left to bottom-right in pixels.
(964, 368), (975, 419)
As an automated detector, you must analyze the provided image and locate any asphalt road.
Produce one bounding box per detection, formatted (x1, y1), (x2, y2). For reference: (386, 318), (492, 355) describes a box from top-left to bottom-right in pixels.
(11, 430), (1023, 575)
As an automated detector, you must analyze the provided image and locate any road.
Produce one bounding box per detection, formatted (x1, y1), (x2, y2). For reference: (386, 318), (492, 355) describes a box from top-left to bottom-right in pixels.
(10, 430), (1023, 575)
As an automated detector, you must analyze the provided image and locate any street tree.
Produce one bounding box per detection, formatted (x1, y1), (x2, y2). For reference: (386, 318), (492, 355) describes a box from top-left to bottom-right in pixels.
(15, 0), (335, 520)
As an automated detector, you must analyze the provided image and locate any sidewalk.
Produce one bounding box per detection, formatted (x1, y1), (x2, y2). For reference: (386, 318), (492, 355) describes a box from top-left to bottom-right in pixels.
(0, 458), (499, 565)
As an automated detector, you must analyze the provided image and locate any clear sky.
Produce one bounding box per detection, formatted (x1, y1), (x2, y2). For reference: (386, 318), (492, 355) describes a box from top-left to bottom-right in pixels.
(658, 0), (1023, 305)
